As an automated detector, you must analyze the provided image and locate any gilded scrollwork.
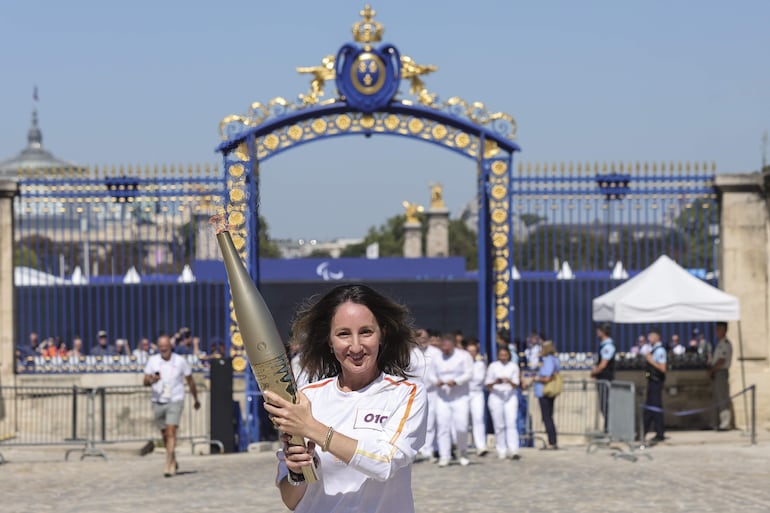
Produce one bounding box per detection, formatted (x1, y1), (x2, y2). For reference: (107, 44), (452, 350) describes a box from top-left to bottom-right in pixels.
(218, 7), (517, 144)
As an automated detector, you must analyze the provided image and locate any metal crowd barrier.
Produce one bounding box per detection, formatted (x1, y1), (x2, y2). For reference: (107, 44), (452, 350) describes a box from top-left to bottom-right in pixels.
(0, 384), (217, 462)
(524, 379), (607, 445)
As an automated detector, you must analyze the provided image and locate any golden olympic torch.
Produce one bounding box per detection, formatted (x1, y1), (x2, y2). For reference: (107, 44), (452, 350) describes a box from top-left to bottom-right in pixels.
(212, 216), (318, 483)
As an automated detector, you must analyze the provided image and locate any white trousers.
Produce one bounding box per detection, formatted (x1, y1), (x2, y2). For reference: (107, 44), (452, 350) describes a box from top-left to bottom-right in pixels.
(419, 390), (438, 457)
(436, 395), (469, 460)
(488, 391), (519, 457)
(469, 390), (487, 451)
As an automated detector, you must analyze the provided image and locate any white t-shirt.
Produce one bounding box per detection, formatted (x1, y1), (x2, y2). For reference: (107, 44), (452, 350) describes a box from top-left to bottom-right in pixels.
(144, 353), (191, 403)
(427, 348), (473, 400)
(484, 360), (520, 399)
(279, 373), (427, 513)
(406, 344), (441, 391)
(469, 359), (487, 394)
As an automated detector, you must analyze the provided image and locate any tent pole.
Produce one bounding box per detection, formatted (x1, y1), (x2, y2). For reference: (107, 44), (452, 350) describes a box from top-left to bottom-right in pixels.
(737, 320), (749, 433)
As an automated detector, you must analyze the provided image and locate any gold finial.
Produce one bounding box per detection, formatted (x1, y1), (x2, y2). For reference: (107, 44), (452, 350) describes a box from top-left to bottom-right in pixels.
(352, 4), (384, 43)
(429, 182), (445, 209)
(402, 200), (424, 222)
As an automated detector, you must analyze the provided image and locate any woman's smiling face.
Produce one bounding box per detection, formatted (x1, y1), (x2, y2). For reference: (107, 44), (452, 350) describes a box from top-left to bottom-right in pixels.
(330, 301), (382, 390)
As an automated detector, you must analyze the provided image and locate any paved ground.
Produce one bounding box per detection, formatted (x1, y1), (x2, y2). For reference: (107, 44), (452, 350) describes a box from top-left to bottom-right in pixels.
(1, 430), (768, 513)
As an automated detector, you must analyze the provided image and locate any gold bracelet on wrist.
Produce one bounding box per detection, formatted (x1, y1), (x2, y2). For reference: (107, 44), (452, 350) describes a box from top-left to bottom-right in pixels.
(321, 426), (335, 452)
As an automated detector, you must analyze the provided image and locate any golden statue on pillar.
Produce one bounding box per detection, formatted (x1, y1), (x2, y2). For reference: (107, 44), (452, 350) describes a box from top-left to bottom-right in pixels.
(402, 200), (424, 223)
(429, 182), (446, 209)
(296, 54), (337, 105)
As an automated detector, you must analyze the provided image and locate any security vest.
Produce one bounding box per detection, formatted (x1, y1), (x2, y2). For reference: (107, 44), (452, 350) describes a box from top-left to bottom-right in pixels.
(596, 339), (615, 381)
(645, 343), (666, 383)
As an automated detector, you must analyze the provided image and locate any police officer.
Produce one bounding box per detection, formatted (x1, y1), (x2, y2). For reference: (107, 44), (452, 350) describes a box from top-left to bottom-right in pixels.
(707, 321), (732, 430)
(643, 328), (667, 444)
(590, 323), (616, 431)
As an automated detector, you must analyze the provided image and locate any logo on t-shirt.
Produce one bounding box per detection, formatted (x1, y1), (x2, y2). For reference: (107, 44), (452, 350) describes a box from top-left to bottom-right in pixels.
(354, 408), (389, 430)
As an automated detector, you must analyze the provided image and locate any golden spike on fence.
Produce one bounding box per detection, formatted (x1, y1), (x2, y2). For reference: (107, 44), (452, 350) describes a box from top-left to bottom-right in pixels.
(677, 162), (682, 173)
(694, 162), (699, 172)
(534, 162), (540, 174)
(517, 161), (522, 173)
(205, 162), (211, 176)
(526, 162), (531, 174)
(711, 161), (716, 172)
(567, 162), (572, 173)
(611, 162), (616, 173)
(161, 164), (168, 176)
(601, 162), (607, 173)
(195, 163), (201, 175)
(576, 162), (582, 173)
(170, 163), (176, 175)
(703, 161), (708, 173)
(618, 162), (623, 173)
(592, 161), (597, 173)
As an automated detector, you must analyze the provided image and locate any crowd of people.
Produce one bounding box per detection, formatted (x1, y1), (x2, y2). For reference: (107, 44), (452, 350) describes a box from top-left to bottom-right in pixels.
(14, 327), (227, 369)
(590, 321), (733, 446)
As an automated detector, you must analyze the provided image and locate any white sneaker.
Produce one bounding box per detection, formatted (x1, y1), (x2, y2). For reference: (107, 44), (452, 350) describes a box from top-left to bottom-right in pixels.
(476, 448), (488, 457)
(437, 458), (450, 467)
(497, 452), (507, 460)
(459, 456), (470, 466)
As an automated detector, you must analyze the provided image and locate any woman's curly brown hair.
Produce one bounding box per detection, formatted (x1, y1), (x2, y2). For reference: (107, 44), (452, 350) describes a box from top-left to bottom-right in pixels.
(293, 284), (416, 383)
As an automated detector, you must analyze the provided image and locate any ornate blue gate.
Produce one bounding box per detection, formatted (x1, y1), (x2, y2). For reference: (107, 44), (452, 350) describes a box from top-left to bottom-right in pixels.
(216, 6), (520, 441)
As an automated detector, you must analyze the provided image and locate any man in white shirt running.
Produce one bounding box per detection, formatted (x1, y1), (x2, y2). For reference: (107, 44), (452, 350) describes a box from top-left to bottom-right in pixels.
(143, 333), (200, 477)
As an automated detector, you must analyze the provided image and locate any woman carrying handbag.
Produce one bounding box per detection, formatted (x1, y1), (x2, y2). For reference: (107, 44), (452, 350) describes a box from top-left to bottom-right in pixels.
(532, 340), (560, 450)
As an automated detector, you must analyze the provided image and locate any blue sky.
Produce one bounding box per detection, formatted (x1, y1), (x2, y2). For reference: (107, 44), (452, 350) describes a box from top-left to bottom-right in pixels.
(1, 0), (768, 240)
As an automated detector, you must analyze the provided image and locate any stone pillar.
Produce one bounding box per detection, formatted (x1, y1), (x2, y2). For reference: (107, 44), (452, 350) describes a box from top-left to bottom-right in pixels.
(426, 207), (449, 257)
(0, 180), (19, 390)
(715, 172), (770, 430)
(403, 221), (422, 258)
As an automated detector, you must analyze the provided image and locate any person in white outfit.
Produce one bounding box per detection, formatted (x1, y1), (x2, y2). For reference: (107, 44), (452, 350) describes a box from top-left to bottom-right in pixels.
(428, 332), (473, 467)
(485, 344), (521, 460)
(409, 328), (441, 462)
(465, 339), (488, 456)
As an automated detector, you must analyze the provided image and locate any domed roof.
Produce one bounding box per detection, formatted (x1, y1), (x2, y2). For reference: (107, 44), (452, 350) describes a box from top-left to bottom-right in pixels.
(0, 110), (84, 179)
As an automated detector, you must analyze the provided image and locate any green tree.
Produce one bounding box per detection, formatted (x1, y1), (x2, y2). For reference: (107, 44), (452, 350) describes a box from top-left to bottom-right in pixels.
(340, 214), (411, 257)
(14, 246), (39, 268)
(448, 219), (478, 270)
(258, 216), (282, 258)
(673, 198), (717, 269)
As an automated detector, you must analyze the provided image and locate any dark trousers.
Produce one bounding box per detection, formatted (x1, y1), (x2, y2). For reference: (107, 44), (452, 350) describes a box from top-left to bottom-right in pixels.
(597, 382), (610, 432)
(643, 379), (664, 439)
(538, 396), (557, 447)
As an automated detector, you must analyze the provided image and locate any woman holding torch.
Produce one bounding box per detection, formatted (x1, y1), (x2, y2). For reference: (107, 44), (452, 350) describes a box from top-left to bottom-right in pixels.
(263, 284), (427, 513)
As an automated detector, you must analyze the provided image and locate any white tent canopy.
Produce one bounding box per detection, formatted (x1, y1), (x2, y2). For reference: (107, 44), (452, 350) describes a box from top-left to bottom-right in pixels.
(592, 255), (740, 323)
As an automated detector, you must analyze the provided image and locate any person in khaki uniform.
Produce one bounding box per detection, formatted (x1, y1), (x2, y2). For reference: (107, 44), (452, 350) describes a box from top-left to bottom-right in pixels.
(707, 322), (732, 430)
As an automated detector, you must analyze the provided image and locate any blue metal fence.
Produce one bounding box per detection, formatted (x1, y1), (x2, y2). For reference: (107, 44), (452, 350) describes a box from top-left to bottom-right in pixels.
(12, 160), (719, 374)
(510, 160), (718, 352)
(13, 164), (226, 368)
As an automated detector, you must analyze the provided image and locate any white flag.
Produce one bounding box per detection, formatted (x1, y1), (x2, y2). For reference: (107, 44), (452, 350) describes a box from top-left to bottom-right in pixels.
(366, 242), (379, 259)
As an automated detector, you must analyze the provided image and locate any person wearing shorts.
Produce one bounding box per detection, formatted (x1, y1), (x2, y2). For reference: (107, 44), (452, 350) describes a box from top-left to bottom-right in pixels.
(144, 333), (200, 477)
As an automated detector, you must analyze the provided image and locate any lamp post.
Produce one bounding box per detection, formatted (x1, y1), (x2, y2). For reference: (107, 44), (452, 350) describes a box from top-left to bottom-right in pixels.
(595, 173), (630, 271)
